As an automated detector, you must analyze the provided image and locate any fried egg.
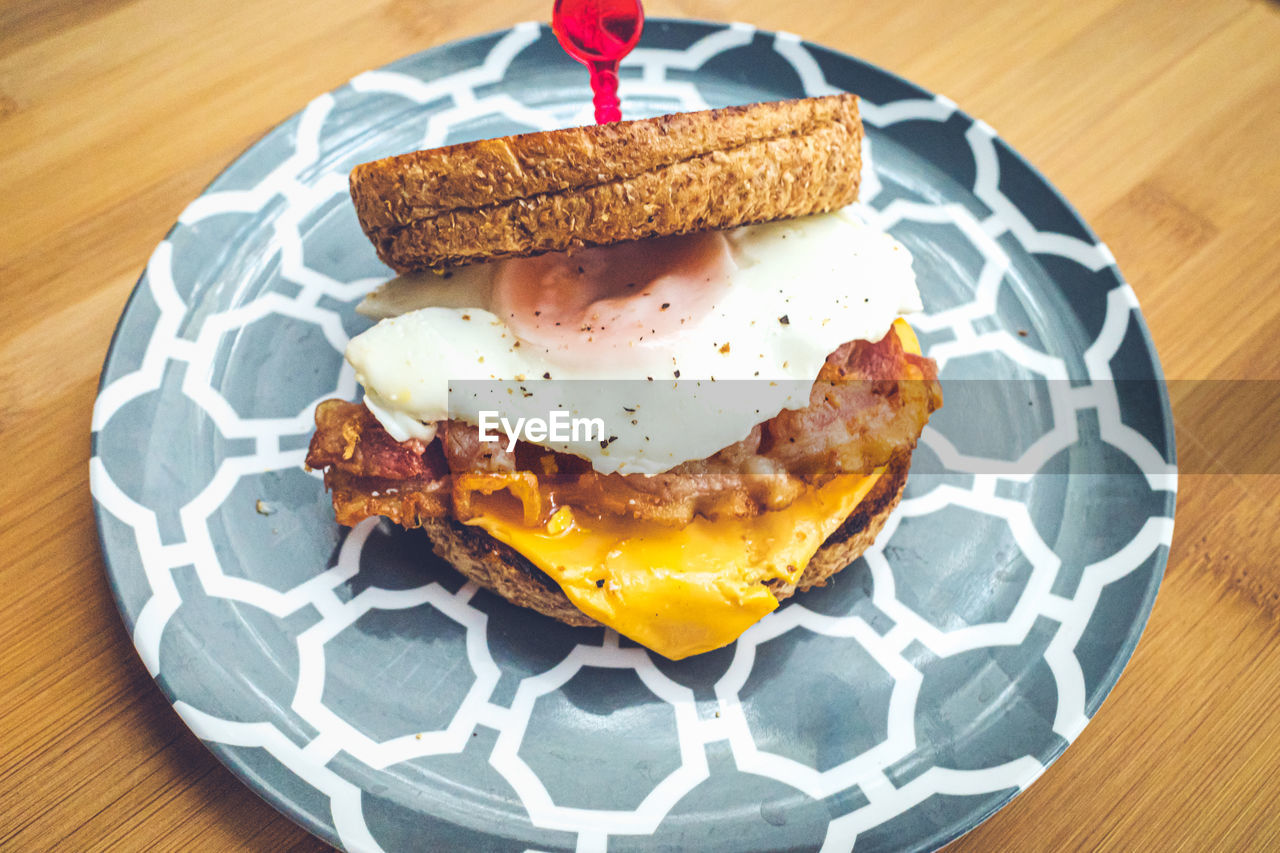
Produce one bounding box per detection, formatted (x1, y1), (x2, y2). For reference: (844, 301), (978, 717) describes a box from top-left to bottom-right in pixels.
(346, 204), (921, 475)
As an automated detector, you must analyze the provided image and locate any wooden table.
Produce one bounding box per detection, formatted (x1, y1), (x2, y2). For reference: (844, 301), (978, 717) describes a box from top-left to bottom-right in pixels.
(3, 0), (1278, 849)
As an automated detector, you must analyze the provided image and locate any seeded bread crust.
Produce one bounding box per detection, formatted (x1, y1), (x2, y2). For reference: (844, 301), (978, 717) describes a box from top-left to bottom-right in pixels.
(350, 94), (862, 272)
(419, 451), (908, 630)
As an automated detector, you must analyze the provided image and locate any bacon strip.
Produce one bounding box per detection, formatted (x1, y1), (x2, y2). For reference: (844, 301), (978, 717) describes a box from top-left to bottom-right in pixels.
(306, 326), (941, 528)
(307, 399), (445, 480)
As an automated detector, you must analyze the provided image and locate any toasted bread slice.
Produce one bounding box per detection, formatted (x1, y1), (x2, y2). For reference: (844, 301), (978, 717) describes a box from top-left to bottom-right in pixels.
(419, 450), (907, 630)
(350, 94), (862, 272)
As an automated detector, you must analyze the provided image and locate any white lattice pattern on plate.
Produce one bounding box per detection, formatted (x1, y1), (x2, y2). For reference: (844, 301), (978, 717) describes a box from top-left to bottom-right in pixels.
(91, 22), (1174, 853)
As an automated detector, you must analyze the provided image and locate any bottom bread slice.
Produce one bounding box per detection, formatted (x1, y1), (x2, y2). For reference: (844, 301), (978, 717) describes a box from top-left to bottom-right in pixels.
(420, 453), (909, 631)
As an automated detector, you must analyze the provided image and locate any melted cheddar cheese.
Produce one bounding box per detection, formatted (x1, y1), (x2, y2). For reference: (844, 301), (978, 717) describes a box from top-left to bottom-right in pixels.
(466, 470), (883, 659)
(462, 320), (922, 660)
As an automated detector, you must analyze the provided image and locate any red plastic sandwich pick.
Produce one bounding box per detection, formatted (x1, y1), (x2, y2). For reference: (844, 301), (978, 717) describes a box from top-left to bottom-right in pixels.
(552, 0), (644, 124)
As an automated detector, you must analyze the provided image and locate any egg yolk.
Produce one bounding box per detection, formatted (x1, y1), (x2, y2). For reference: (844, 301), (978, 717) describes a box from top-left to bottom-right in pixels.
(490, 230), (737, 365)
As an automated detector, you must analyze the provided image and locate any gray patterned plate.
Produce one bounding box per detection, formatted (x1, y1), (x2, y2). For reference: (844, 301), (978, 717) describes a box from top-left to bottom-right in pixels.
(91, 19), (1177, 853)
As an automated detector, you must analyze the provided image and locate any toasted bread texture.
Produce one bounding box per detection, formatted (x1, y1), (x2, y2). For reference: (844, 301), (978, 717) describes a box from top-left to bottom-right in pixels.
(350, 94), (862, 272)
(419, 451), (908, 631)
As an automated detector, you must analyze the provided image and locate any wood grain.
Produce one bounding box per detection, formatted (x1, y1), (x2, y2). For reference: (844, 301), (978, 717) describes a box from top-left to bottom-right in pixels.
(2, 0), (1277, 850)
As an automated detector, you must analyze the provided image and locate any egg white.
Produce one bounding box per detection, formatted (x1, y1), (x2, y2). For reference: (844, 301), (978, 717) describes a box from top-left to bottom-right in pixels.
(347, 204), (921, 475)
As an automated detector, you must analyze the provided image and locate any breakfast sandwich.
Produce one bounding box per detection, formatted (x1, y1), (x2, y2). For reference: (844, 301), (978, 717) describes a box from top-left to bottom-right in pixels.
(305, 94), (942, 660)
